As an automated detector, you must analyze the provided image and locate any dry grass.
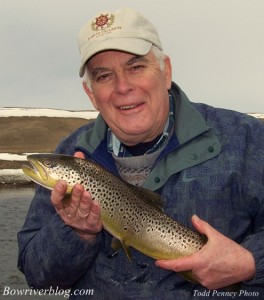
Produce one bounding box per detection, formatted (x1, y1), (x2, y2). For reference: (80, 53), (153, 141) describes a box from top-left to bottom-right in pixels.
(0, 116), (93, 169)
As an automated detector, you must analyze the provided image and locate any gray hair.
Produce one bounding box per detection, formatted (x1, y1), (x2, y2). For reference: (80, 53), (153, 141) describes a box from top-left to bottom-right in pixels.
(82, 45), (168, 90)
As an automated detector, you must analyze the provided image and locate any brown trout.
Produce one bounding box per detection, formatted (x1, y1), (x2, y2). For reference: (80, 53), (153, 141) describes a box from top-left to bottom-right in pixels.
(22, 154), (206, 282)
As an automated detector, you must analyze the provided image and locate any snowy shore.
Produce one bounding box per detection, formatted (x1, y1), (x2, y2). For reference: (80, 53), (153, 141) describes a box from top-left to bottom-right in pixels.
(0, 153), (30, 185)
(0, 107), (98, 119)
(0, 169), (29, 185)
(0, 153), (39, 185)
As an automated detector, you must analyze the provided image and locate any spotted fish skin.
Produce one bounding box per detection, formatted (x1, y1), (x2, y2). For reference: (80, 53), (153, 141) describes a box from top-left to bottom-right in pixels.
(23, 154), (205, 264)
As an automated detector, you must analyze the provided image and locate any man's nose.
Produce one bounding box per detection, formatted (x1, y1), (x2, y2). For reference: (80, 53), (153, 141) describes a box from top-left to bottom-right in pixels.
(115, 73), (134, 94)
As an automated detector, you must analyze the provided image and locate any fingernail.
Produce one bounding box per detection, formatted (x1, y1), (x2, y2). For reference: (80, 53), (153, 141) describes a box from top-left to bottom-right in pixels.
(155, 261), (160, 267)
(192, 214), (200, 222)
(73, 184), (83, 194)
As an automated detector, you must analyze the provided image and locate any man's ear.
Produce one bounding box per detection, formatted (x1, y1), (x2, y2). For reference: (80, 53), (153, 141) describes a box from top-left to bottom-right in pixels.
(82, 82), (98, 110)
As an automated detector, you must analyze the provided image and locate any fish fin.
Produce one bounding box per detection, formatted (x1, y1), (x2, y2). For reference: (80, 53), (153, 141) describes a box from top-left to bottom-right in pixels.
(132, 185), (165, 211)
(111, 237), (122, 251)
(110, 237), (132, 262)
(121, 240), (132, 262)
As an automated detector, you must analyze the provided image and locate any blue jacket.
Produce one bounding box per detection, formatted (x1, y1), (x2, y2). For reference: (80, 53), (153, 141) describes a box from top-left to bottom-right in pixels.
(17, 83), (264, 299)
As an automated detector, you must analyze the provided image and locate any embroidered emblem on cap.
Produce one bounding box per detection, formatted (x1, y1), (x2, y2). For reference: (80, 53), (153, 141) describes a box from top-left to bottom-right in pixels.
(91, 14), (115, 31)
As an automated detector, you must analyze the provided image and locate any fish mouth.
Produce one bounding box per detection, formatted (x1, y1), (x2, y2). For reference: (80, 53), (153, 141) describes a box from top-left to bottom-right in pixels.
(22, 158), (49, 187)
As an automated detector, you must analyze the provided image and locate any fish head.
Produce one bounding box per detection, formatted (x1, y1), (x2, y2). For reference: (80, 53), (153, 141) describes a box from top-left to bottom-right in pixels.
(22, 154), (81, 192)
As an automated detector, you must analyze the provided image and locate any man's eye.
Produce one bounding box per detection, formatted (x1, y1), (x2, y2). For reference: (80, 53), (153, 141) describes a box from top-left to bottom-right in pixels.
(96, 73), (110, 82)
(131, 65), (144, 71)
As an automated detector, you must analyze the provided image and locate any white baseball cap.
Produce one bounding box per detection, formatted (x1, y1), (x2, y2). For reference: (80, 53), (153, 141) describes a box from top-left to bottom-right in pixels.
(78, 8), (163, 77)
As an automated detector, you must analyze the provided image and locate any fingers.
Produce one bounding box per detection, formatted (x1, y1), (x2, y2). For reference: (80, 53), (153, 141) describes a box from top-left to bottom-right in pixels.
(156, 215), (207, 274)
(191, 214), (212, 236)
(51, 150), (85, 210)
(156, 215), (256, 289)
(74, 151), (85, 159)
(156, 254), (196, 273)
(74, 190), (100, 229)
(50, 152), (103, 242)
(51, 180), (103, 239)
(69, 184), (85, 213)
(77, 191), (92, 217)
(76, 199), (102, 234)
(51, 180), (68, 211)
(85, 200), (101, 229)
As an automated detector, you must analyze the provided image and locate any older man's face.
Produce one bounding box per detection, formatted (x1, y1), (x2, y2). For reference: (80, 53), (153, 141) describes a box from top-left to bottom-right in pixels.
(85, 50), (172, 146)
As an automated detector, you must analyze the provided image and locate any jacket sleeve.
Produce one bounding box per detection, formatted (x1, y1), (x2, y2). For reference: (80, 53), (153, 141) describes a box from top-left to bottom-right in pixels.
(17, 185), (102, 289)
(239, 119), (264, 286)
(242, 221), (264, 286)
(241, 178), (264, 286)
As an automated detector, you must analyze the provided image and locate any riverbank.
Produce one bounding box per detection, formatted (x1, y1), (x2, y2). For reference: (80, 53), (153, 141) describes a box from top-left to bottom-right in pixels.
(0, 108), (98, 186)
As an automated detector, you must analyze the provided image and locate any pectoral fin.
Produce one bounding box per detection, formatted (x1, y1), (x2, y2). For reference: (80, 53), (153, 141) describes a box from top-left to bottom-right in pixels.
(111, 237), (122, 251)
(121, 240), (132, 262)
(110, 237), (132, 262)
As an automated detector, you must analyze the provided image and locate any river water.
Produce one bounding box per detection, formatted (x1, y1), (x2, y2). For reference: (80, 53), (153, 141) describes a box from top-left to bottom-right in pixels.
(0, 187), (65, 299)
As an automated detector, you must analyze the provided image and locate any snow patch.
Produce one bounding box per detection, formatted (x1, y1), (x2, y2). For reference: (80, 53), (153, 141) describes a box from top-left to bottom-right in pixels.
(0, 153), (32, 161)
(248, 113), (264, 119)
(0, 107), (98, 119)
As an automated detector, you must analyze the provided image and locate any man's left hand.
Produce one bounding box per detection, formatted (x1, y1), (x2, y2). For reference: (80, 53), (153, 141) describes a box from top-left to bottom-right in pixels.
(155, 215), (256, 289)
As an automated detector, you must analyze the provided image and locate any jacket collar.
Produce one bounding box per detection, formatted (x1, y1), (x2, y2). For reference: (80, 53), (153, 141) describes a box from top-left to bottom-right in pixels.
(75, 82), (221, 189)
(76, 82), (210, 152)
(171, 82), (211, 144)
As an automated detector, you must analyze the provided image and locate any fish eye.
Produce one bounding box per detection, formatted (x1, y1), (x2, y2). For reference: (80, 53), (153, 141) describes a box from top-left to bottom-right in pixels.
(43, 159), (55, 168)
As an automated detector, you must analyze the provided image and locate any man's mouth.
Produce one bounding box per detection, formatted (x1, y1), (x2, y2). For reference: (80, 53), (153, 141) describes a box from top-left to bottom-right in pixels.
(119, 103), (143, 110)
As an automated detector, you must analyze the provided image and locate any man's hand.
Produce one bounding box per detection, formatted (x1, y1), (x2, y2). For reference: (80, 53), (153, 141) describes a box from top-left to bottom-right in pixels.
(156, 215), (256, 289)
(51, 151), (103, 242)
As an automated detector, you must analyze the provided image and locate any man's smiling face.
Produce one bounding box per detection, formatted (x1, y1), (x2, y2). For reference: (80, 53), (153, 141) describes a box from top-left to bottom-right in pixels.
(84, 49), (172, 146)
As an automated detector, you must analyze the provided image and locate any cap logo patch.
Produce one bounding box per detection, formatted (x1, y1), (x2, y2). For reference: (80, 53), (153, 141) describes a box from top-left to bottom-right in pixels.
(91, 14), (115, 31)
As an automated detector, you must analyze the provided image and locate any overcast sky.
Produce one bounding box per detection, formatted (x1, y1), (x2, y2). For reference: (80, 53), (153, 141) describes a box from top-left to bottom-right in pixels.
(1, 0), (263, 112)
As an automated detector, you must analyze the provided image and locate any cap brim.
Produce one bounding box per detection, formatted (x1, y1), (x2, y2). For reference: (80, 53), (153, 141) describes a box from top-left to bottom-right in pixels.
(79, 38), (152, 77)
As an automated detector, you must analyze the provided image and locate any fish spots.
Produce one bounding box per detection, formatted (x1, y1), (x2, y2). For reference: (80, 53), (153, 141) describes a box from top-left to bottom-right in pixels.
(66, 156), (205, 256)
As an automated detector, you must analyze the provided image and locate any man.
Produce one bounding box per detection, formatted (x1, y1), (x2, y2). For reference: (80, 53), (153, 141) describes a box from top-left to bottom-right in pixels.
(18, 8), (264, 299)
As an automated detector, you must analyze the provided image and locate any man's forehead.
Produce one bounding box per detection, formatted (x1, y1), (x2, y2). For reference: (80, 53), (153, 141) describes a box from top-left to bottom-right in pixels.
(87, 50), (152, 68)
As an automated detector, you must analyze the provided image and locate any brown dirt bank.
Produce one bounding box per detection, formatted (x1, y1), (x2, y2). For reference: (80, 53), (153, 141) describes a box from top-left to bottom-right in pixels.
(0, 116), (93, 155)
(0, 116), (93, 186)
